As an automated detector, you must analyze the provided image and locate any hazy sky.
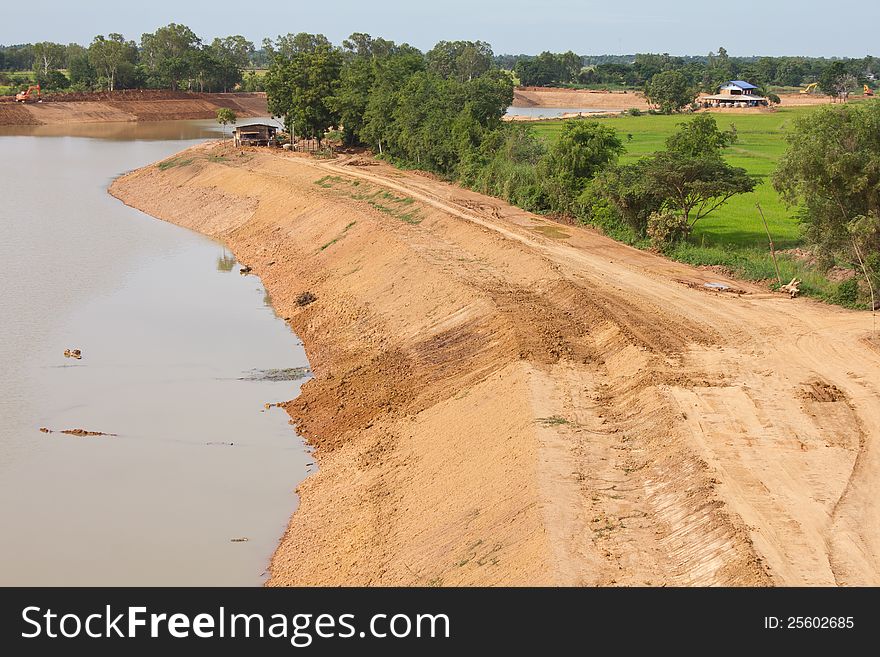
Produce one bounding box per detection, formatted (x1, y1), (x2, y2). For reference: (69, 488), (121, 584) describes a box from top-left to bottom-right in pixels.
(1, 0), (876, 57)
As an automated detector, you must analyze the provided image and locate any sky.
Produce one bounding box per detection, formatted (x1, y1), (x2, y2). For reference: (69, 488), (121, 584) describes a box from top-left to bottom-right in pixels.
(1, 0), (877, 58)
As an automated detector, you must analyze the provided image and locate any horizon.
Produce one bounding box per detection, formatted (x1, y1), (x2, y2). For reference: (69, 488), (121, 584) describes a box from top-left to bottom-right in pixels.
(1, 0), (877, 59)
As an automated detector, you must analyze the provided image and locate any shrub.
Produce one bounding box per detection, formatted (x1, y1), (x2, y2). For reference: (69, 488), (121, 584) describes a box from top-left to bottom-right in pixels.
(647, 210), (690, 249)
(831, 278), (859, 306)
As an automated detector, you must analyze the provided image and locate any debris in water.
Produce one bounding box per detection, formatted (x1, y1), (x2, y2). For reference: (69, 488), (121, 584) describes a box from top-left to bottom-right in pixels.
(703, 282), (730, 290)
(40, 427), (116, 437)
(230, 537), (249, 543)
(63, 348), (82, 360)
(239, 264), (252, 275)
(206, 441), (235, 446)
(241, 367), (310, 382)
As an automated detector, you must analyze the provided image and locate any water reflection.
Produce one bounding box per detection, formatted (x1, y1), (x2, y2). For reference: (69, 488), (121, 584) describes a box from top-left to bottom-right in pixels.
(216, 251), (236, 272)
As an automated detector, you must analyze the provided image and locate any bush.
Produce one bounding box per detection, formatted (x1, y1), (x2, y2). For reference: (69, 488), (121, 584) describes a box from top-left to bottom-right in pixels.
(647, 210), (690, 249)
(831, 278), (859, 306)
(627, 107), (642, 116)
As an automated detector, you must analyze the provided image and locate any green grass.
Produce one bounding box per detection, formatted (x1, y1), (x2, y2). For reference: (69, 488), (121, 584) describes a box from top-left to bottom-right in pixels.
(315, 175), (423, 224)
(319, 220), (357, 251)
(531, 108), (816, 250)
(526, 107), (875, 307)
(156, 156), (194, 170)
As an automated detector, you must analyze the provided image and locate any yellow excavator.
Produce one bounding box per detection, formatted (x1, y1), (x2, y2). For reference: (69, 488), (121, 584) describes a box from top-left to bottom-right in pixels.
(799, 82), (819, 94)
(865, 84), (874, 97)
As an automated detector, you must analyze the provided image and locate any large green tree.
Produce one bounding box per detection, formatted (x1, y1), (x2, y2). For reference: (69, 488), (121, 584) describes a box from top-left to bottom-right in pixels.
(88, 34), (137, 91)
(31, 42), (65, 76)
(643, 152), (755, 228)
(140, 23), (201, 89)
(773, 101), (880, 256)
(265, 41), (343, 143)
(665, 113), (737, 156)
(645, 70), (696, 113)
(539, 120), (624, 214)
(426, 40), (493, 82)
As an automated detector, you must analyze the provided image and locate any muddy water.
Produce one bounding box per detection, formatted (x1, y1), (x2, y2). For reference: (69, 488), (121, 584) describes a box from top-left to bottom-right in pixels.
(0, 120), (311, 585)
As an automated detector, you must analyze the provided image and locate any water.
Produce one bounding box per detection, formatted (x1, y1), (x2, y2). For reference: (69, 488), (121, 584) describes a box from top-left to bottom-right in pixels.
(0, 120), (312, 585)
(505, 106), (622, 118)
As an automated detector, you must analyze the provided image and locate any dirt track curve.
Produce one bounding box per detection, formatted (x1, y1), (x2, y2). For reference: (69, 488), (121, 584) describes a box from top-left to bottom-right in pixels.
(111, 141), (880, 586)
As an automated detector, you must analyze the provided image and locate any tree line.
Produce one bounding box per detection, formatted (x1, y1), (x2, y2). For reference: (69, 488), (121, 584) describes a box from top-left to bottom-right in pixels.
(264, 33), (756, 248)
(0, 24), (276, 93)
(263, 33), (878, 303)
(500, 47), (879, 93)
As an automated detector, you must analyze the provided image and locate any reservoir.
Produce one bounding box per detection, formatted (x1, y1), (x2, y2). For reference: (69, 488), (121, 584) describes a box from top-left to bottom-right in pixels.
(0, 119), (311, 585)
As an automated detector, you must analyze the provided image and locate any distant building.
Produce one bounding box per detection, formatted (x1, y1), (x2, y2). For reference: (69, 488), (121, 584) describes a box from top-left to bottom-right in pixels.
(699, 80), (770, 108)
(232, 122), (279, 147)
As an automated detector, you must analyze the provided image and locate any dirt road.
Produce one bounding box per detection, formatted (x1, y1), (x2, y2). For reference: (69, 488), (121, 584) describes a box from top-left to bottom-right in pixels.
(111, 141), (880, 586)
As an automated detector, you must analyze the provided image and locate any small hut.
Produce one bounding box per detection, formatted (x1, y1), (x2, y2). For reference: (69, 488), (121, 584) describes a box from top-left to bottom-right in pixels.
(232, 122), (279, 147)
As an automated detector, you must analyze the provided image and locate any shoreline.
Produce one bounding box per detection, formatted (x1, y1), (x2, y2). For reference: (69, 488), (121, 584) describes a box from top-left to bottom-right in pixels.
(110, 139), (880, 586)
(0, 91), (268, 126)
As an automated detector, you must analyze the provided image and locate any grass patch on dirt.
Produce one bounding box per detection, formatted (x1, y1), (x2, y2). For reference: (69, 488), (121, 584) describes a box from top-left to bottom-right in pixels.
(319, 221), (357, 251)
(157, 156), (194, 171)
(538, 416), (572, 426)
(315, 175), (423, 224)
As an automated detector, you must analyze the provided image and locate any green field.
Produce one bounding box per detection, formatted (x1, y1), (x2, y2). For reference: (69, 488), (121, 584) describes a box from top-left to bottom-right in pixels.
(531, 108), (815, 250)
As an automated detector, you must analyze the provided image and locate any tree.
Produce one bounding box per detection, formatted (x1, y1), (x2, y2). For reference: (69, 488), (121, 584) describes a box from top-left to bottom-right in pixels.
(88, 34), (137, 91)
(666, 113), (736, 157)
(645, 70), (695, 113)
(643, 152), (756, 229)
(594, 160), (664, 235)
(216, 107), (237, 134)
(539, 120), (624, 214)
(264, 41), (342, 143)
(360, 49), (426, 154)
(209, 36), (254, 91)
(268, 33), (331, 60)
(140, 23), (201, 89)
(426, 41), (493, 82)
(31, 42), (65, 76)
(773, 102), (880, 256)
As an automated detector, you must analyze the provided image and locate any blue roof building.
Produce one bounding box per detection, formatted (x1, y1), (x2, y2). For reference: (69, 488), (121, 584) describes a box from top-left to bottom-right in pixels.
(699, 80), (770, 107)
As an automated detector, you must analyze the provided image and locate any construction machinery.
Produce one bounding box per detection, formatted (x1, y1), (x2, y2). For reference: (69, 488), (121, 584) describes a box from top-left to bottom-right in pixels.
(800, 82), (819, 94)
(15, 84), (42, 103)
(865, 84), (874, 97)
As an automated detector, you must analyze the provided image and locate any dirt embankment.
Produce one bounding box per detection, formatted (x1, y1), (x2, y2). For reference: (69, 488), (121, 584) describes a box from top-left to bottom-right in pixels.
(513, 86), (650, 110)
(111, 141), (880, 587)
(0, 90), (267, 126)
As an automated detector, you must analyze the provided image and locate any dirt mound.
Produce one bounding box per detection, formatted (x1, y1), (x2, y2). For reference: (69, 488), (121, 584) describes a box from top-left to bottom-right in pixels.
(0, 91), (267, 126)
(513, 86), (649, 110)
(111, 141), (880, 587)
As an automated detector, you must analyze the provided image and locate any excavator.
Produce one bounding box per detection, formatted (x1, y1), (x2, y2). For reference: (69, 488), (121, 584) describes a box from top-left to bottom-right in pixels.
(15, 84), (42, 103)
(865, 84), (875, 97)
(799, 82), (819, 94)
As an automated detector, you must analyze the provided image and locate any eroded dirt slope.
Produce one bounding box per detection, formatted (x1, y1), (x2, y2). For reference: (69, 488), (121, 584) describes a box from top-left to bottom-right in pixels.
(0, 91), (267, 125)
(110, 141), (880, 586)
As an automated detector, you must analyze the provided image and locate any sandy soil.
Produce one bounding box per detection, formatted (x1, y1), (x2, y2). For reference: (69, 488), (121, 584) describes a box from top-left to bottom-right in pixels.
(110, 141), (880, 586)
(513, 86), (649, 110)
(0, 91), (267, 126)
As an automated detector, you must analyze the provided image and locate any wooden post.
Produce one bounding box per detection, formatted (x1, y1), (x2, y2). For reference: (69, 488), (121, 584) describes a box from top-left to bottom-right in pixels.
(756, 202), (782, 286)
